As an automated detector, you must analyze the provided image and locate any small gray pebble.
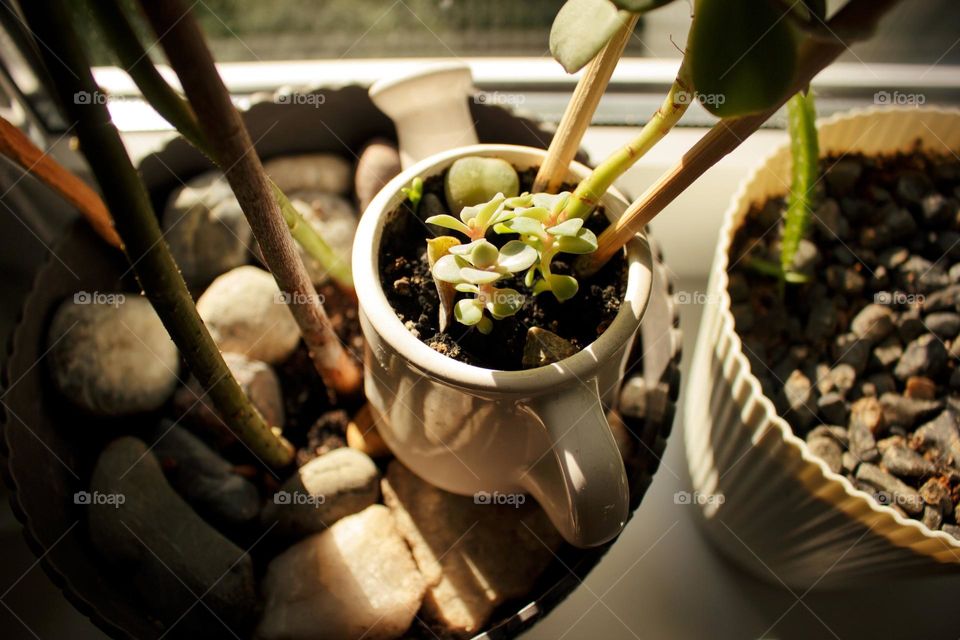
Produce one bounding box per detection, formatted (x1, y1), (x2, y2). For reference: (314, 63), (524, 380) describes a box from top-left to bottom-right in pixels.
(879, 392), (943, 429)
(856, 463), (923, 515)
(924, 311), (960, 339)
(851, 304), (896, 343)
(808, 437), (843, 474)
(881, 443), (936, 478)
(895, 334), (947, 380)
(922, 505), (944, 530)
(818, 393), (848, 424)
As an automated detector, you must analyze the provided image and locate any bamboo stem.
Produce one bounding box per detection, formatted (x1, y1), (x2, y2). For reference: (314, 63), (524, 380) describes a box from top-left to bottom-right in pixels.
(533, 14), (639, 194)
(20, 0), (294, 468)
(562, 57), (692, 221)
(140, 0), (362, 396)
(0, 115), (121, 248)
(87, 0), (354, 292)
(577, 0), (901, 277)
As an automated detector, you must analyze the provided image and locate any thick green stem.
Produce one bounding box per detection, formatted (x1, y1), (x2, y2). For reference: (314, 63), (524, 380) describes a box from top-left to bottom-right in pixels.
(562, 58), (692, 220)
(139, 0), (362, 396)
(87, 0), (353, 292)
(21, 0), (293, 468)
(780, 90), (819, 278)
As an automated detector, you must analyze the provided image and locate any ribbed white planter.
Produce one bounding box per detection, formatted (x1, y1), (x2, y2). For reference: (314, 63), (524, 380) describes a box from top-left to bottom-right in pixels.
(685, 107), (960, 589)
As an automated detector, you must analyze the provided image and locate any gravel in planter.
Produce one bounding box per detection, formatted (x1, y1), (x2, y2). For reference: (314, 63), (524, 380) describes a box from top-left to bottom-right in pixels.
(728, 150), (960, 539)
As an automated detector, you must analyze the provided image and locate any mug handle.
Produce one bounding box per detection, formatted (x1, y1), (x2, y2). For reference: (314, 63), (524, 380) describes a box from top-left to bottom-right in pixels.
(518, 380), (629, 548)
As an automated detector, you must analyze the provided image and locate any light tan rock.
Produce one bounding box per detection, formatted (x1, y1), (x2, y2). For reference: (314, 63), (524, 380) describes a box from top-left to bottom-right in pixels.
(257, 505), (425, 640)
(263, 153), (351, 195)
(48, 296), (179, 415)
(197, 266), (300, 364)
(381, 462), (563, 635)
(346, 404), (391, 458)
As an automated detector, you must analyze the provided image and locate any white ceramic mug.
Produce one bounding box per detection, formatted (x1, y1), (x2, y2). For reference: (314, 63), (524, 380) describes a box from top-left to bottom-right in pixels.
(353, 144), (653, 547)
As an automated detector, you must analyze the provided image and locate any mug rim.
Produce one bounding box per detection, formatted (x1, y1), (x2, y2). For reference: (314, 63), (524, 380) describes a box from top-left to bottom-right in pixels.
(353, 143), (654, 394)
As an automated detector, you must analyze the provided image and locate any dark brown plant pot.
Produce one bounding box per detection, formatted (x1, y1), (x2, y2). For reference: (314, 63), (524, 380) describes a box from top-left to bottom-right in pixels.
(1, 86), (681, 639)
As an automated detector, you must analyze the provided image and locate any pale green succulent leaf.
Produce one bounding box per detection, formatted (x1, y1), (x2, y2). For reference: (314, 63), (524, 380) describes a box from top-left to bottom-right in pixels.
(610, 0), (677, 11)
(557, 228), (599, 254)
(455, 298), (485, 326)
(455, 283), (481, 293)
(426, 214), (470, 235)
(487, 287), (525, 319)
(432, 254), (465, 283)
(495, 216), (547, 239)
(469, 239), (500, 268)
(524, 265), (537, 288)
(547, 218), (585, 237)
(549, 274), (580, 302)
(460, 267), (502, 285)
(477, 316), (494, 334)
(498, 241), (539, 273)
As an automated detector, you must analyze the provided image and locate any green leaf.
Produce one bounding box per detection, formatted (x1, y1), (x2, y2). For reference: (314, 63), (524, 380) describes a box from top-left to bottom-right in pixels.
(689, 0), (799, 117)
(549, 274), (580, 302)
(432, 254), (465, 283)
(547, 218), (584, 237)
(780, 90), (819, 278)
(524, 265), (537, 288)
(469, 239), (500, 268)
(460, 267), (502, 285)
(426, 214), (470, 235)
(477, 316), (494, 335)
(495, 216), (547, 239)
(472, 193), (507, 231)
(532, 192), (569, 213)
(497, 241), (538, 273)
(401, 177), (423, 214)
(557, 228), (599, 254)
(455, 298), (485, 326)
(487, 287), (525, 319)
(512, 206), (550, 222)
(455, 283), (480, 293)
(610, 0), (677, 10)
(550, 0), (633, 74)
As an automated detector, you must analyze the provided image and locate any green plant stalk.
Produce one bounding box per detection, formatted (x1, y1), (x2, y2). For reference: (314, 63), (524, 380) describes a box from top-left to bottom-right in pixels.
(86, 0), (353, 291)
(562, 58), (692, 221)
(780, 90), (819, 279)
(21, 0), (293, 468)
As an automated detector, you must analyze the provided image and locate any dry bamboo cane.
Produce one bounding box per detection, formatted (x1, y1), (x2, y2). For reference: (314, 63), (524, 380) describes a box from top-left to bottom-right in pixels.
(533, 14), (639, 194)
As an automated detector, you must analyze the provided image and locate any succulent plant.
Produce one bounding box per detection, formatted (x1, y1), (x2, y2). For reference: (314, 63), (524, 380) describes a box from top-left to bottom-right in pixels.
(431, 238), (536, 333)
(424, 182), (600, 331)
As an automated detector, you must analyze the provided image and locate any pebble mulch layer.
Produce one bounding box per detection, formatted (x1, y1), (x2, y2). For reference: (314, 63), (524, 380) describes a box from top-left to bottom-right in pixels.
(727, 148), (960, 538)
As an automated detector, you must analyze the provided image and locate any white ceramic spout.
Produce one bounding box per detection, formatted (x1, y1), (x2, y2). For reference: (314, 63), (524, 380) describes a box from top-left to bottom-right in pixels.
(368, 62), (479, 168)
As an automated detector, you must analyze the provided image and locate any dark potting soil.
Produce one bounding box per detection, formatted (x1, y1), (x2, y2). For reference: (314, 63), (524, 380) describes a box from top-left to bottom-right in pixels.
(378, 167), (628, 371)
(728, 145), (960, 536)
